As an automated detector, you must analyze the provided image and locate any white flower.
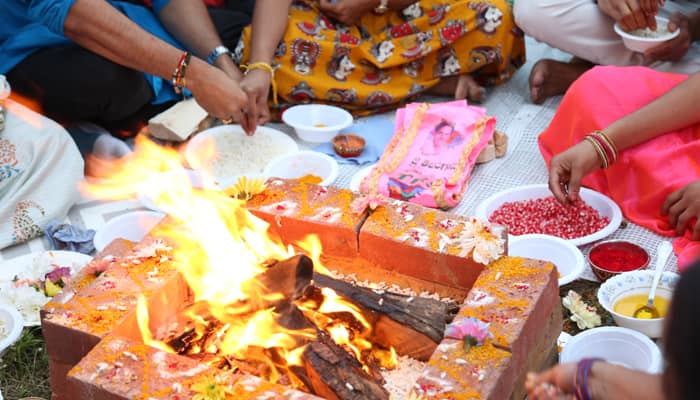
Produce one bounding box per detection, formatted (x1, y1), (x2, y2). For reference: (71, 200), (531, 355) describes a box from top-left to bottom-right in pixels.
(562, 290), (602, 330)
(456, 219), (504, 264)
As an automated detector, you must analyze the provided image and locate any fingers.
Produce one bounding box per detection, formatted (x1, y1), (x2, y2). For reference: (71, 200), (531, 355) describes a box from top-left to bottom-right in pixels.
(548, 161), (569, 205)
(662, 187), (683, 215)
(692, 218), (700, 241)
(675, 208), (694, 235)
(244, 91), (259, 136)
(567, 165), (584, 203)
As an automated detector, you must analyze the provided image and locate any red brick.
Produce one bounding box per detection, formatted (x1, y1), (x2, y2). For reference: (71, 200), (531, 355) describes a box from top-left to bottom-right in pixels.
(359, 200), (506, 289)
(246, 179), (366, 257)
(458, 257), (560, 370)
(69, 335), (322, 399)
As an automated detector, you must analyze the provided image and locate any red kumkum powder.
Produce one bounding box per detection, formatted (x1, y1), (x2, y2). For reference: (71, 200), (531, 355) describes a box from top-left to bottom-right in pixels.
(589, 241), (649, 272)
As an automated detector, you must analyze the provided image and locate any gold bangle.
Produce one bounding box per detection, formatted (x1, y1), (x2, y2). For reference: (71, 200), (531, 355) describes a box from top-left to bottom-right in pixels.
(593, 130), (618, 162)
(241, 62), (278, 105)
(584, 136), (609, 169)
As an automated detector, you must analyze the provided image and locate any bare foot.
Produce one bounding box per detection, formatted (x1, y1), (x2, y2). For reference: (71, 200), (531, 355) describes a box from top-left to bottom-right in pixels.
(429, 73), (486, 103)
(529, 59), (593, 104)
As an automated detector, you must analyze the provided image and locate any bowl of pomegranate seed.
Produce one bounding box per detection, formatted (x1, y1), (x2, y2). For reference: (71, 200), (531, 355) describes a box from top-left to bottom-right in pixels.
(475, 184), (622, 247)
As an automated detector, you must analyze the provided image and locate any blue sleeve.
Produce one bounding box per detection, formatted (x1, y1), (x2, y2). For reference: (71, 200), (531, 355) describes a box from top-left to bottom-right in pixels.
(25, 0), (78, 35)
(150, 0), (170, 15)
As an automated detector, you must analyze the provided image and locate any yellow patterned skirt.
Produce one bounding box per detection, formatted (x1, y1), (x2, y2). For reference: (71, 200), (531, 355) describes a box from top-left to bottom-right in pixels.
(235, 0), (526, 117)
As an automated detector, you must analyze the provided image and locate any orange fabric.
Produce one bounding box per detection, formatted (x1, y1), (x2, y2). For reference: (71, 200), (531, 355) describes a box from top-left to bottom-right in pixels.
(538, 66), (700, 270)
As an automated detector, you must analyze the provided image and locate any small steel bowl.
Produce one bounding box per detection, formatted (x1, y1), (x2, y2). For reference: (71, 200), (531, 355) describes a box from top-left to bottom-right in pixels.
(332, 133), (366, 158)
(587, 240), (650, 282)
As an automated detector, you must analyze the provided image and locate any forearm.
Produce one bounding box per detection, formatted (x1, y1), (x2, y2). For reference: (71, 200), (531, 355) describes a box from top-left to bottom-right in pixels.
(248, 0), (293, 63)
(688, 11), (700, 42)
(63, 0), (184, 80)
(589, 362), (664, 400)
(604, 72), (700, 150)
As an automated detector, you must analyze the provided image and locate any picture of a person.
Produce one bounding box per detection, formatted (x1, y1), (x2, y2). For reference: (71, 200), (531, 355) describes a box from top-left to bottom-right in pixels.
(421, 120), (463, 155)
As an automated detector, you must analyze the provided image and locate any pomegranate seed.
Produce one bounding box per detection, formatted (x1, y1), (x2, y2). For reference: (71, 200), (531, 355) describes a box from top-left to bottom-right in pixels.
(489, 196), (609, 239)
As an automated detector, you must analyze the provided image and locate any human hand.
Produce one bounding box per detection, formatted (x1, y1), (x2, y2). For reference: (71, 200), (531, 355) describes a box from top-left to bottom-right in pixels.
(598, 0), (653, 31)
(186, 59), (249, 124)
(548, 140), (604, 204)
(319, 0), (377, 26)
(639, 0), (665, 28)
(239, 69), (272, 135)
(662, 180), (700, 239)
(525, 364), (577, 400)
(646, 12), (693, 62)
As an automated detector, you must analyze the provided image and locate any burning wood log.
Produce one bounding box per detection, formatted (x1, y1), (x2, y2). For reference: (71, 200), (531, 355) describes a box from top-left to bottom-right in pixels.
(313, 273), (458, 361)
(302, 331), (390, 400)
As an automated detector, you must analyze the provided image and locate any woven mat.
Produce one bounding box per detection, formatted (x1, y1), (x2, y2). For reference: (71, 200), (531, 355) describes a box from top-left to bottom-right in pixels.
(0, 36), (684, 277)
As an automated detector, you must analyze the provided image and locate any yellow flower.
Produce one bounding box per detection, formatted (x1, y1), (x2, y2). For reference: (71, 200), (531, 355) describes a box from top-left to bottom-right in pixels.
(190, 378), (233, 400)
(224, 176), (267, 201)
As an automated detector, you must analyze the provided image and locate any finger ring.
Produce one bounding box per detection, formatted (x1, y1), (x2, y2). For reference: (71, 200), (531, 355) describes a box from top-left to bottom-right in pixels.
(221, 117), (234, 124)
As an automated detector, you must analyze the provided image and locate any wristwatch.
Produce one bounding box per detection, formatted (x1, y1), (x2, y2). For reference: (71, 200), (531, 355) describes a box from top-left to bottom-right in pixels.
(374, 0), (389, 14)
(206, 45), (232, 65)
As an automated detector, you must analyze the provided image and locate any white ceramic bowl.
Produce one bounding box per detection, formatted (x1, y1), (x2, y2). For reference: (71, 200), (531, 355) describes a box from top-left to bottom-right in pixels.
(474, 184), (622, 247)
(185, 124), (298, 183)
(0, 304), (23, 356)
(282, 104), (354, 143)
(509, 234), (585, 286)
(93, 210), (165, 252)
(598, 270), (679, 338)
(614, 16), (680, 53)
(263, 150), (339, 186)
(560, 326), (663, 373)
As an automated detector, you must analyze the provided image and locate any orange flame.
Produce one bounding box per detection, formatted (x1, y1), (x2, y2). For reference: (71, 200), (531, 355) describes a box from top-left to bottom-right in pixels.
(83, 136), (316, 382)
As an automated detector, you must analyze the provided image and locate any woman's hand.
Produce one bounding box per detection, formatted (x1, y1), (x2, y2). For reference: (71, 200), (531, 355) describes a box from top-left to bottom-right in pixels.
(186, 59), (249, 124)
(239, 69), (272, 135)
(598, 0), (652, 31)
(525, 364), (577, 400)
(319, 0), (377, 26)
(662, 180), (700, 239)
(548, 140), (603, 204)
(646, 12), (693, 62)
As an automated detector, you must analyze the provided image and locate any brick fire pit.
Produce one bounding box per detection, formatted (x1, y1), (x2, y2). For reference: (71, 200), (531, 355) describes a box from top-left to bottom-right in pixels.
(42, 179), (560, 400)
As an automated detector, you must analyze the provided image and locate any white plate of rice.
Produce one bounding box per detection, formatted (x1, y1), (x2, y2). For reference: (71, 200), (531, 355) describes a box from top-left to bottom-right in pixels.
(0, 251), (92, 326)
(185, 125), (298, 185)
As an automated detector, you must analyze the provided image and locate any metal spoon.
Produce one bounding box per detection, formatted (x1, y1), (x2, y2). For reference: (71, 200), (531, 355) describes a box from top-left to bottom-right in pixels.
(633, 240), (673, 319)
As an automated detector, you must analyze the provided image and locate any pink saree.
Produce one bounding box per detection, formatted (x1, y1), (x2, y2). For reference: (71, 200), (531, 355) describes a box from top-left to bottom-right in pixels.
(538, 66), (700, 270)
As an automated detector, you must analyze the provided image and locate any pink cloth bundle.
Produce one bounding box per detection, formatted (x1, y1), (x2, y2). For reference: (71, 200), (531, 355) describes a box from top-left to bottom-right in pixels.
(361, 100), (495, 209)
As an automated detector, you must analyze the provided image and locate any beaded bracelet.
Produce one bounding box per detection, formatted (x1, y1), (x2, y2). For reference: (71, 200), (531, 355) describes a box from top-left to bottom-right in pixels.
(574, 358), (604, 400)
(241, 62), (278, 104)
(172, 51), (191, 96)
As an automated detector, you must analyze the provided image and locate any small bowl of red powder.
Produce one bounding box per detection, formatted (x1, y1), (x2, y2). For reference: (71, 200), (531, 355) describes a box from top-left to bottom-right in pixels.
(588, 240), (650, 282)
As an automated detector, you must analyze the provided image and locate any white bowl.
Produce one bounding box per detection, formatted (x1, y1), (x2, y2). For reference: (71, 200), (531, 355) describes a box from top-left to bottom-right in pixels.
(263, 150), (339, 186)
(560, 326), (662, 373)
(0, 304), (23, 356)
(614, 16), (680, 53)
(598, 270), (679, 338)
(282, 104), (353, 143)
(93, 211), (166, 252)
(474, 184), (622, 247)
(509, 234), (585, 286)
(185, 124), (298, 182)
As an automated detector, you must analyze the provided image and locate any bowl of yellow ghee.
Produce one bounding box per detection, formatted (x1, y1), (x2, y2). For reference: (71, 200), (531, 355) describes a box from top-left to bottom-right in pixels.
(598, 270), (679, 338)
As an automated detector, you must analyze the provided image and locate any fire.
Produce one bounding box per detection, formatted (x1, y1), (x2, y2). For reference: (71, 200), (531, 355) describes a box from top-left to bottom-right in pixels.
(83, 136), (397, 387)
